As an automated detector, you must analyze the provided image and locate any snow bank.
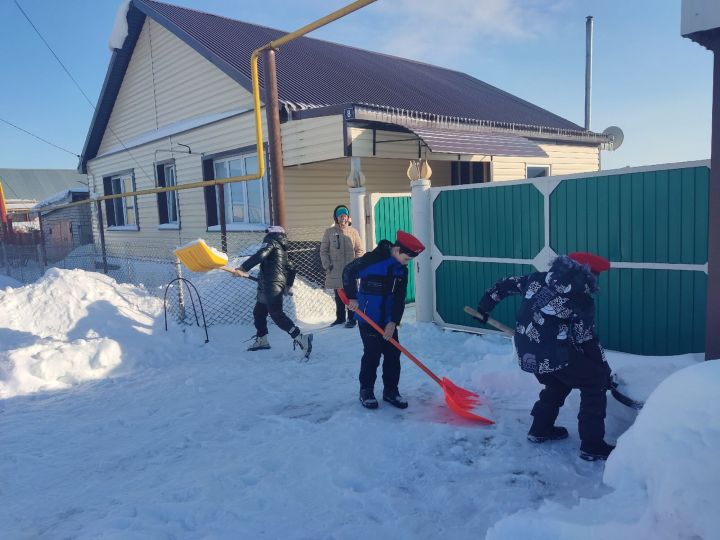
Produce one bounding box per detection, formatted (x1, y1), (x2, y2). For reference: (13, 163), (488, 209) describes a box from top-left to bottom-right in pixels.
(487, 360), (720, 540)
(0, 268), (162, 398)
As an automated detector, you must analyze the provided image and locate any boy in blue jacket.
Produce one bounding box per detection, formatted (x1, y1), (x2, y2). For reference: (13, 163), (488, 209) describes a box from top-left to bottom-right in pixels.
(342, 230), (425, 410)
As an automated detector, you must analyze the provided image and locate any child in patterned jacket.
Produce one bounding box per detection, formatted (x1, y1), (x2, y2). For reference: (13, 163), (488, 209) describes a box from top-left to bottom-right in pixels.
(475, 252), (614, 461)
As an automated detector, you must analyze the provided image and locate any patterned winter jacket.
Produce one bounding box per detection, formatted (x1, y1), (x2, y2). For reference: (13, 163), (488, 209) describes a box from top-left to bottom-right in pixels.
(341, 240), (408, 328)
(477, 255), (606, 374)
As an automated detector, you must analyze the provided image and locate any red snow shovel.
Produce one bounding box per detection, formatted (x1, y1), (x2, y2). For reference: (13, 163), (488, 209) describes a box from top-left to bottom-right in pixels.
(337, 289), (493, 424)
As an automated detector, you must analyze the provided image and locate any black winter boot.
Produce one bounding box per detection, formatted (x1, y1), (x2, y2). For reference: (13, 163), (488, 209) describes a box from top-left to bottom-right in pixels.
(579, 441), (615, 461)
(527, 425), (569, 443)
(359, 388), (378, 409)
(383, 389), (408, 409)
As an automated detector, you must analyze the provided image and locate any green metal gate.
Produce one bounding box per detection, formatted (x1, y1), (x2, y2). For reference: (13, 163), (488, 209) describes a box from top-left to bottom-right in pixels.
(370, 193), (415, 303)
(431, 162), (710, 355)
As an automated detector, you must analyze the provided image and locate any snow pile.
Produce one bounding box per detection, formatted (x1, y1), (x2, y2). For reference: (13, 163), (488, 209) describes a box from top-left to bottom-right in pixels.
(108, 0), (131, 50)
(487, 360), (720, 540)
(609, 351), (700, 402)
(0, 268), (162, 398)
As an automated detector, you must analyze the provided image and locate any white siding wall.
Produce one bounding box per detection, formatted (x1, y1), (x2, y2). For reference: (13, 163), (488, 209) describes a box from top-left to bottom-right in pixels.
(284, 157), (451, 230)
(281, 116), (345, 166)
(98, 19), (254, 155)
(492, 142), (600, 182)
(89, 112), (267, 250)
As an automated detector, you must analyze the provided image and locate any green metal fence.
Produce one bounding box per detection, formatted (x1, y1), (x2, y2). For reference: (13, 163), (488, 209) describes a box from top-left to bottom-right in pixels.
(431, 162), (710, 355)
(371, 194), (415, 302)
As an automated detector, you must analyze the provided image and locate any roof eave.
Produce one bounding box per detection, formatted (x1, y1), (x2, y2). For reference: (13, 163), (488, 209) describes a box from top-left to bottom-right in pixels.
(79, 3), (146, 173)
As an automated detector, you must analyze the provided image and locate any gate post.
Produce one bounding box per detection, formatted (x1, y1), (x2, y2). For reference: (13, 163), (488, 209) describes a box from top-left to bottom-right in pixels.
(347, 157), (367, 249)
(683, 4), (720, 359)
(410, 160), (433, 323)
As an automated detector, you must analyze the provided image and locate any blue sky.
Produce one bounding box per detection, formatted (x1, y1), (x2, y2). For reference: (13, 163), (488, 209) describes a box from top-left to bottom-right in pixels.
(0, 0), (713, 171)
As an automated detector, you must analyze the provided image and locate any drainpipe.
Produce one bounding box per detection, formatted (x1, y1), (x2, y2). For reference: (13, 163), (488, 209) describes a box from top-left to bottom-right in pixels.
(585, 15), (593, 130)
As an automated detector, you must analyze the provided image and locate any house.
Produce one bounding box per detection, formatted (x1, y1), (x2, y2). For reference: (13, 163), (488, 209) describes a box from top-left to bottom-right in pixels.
(79, 0), (613, 254)
(0, 168), (88, 235)
(33, 188), (92, 261)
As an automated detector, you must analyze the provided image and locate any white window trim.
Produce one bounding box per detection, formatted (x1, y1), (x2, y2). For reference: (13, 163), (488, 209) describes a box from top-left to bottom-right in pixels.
(158, 223), (180, 230)
(213, 153), (270, 228)
(107, 225), (140, 232)
(526, 164), (551, 179)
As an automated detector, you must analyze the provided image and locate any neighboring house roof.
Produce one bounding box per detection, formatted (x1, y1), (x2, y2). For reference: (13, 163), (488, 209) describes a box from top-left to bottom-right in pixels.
(81, 0), (599, 172)
(0, 169), (88, 201)
(33, 188), (90, 212)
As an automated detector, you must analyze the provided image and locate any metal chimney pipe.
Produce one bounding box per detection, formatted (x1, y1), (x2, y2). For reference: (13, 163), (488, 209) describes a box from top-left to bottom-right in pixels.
(585, 15), (594, 130)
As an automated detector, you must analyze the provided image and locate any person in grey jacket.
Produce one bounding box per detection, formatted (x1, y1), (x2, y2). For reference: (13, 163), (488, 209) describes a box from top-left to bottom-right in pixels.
(320, 205), (364, 327)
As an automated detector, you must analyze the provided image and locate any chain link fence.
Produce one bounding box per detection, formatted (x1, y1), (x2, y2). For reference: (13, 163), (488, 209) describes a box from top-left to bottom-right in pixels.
(0, 226), (337, 329)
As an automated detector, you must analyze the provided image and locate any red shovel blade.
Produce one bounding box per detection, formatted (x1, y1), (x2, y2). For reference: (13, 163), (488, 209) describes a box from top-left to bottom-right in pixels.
(441, 378), (494, 425)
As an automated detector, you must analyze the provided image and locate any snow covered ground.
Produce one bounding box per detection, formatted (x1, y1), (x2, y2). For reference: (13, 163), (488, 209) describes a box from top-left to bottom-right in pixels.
(0, 269), (716, 539)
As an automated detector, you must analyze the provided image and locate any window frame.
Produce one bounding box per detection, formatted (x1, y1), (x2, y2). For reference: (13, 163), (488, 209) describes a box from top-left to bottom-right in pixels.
(103, 170), (139, 231)
(155, 160), (180, 230)
(526, 164), (551, 179)
(209, 151), (270, 232)
(451, 161), (491, 185)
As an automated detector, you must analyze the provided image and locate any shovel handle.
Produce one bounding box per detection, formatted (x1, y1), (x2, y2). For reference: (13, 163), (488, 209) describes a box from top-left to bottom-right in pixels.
(220, 266), (258, 281)
(463, 306), (514, 336)
(337, 289), (443, 386)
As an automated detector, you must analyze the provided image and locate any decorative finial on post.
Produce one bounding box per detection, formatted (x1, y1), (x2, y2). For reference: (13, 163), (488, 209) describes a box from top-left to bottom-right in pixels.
(407, 159), (432, 182)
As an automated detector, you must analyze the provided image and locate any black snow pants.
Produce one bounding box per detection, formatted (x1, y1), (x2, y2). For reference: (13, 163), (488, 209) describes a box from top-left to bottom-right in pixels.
(253, 300), (299, 338)
(359, 324), (400, 393)
(531, 350), (611, 445)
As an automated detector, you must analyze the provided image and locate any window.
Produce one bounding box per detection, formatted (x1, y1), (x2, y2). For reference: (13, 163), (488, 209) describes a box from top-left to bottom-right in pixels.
(102, 172), (138, 229)
(156, 162), (179, 228)
(526, 165), (550, 179)
(211, 152), (269, 229)
(451, 162), (490, 185)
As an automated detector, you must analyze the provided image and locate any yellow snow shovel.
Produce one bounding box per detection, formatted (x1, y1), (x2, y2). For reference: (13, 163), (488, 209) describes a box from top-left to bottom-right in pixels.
(174, 240), (257, 281)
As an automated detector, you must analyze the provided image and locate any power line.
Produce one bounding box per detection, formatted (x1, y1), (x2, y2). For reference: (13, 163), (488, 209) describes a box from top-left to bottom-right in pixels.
(0, 117), (79, 157)
(14, 0), (152, 180)
(13, 0), (95, 110)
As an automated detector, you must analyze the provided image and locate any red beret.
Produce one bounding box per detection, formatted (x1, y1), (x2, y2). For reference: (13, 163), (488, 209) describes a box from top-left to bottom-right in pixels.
(395, 230), (425, 256)
(568, 252), (611, 274)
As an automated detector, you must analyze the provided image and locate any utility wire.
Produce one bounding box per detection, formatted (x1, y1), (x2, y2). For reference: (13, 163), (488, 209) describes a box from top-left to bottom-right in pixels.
(14, 0), (96, 110)
(14, 0), (152, 181)
(0, 117), (80, 157)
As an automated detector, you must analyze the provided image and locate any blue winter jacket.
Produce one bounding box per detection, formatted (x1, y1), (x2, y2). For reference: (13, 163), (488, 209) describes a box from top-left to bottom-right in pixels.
(478, 255), (606, 374)
(342, 240), (408, 328)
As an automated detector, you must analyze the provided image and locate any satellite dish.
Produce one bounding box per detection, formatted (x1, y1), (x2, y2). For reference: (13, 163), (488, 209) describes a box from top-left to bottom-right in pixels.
(603, 126), (624, 150)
